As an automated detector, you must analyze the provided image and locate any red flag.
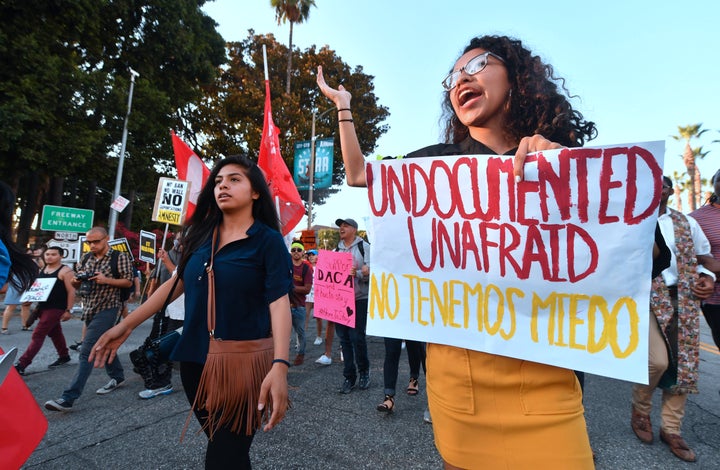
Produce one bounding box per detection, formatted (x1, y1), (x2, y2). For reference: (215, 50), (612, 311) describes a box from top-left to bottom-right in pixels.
(171, 130), (211, 220)
(0, 347), (48, 468)
(257, 81), (304, 235)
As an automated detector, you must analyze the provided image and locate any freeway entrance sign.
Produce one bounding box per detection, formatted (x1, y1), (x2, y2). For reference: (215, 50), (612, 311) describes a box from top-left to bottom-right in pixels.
(40, 205), (94, 232)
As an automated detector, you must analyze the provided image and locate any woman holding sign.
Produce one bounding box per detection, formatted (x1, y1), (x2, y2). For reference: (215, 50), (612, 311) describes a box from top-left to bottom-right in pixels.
(90, 155), (293, 469)
(318, 35), (597, 468)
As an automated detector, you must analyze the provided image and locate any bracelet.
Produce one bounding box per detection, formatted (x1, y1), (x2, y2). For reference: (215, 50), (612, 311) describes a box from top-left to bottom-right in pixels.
(337, 108), (351, 113)
(272, 358), (291, 367)
(338, 119), (354, 123)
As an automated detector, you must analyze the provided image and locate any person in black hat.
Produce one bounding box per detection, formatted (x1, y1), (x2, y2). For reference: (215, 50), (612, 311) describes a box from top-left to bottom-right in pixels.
(334, 218), (371, 393)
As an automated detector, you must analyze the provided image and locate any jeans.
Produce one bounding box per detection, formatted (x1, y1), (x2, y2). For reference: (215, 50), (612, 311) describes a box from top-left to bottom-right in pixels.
(335, 298), (369, 382)
(181, 361), (254, 469)
(17, 308), (69, 368)
(383, 338), (426, 396)
(290, 306), (306, 356)
(62, 307), (124, 403)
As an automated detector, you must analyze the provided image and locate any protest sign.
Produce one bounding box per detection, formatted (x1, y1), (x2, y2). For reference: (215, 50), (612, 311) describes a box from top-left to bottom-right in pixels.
(365, 142), (664, 383)
(109, 238), (134, 261)
(139, 231), (157, 264)
(20, 278), (58, 302)
(313, 250), (356, 328)
(152, 178), (190, 226)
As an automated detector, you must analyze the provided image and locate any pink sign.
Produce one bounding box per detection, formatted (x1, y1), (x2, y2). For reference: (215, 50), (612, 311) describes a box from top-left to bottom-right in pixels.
(313, 250), (356, 328)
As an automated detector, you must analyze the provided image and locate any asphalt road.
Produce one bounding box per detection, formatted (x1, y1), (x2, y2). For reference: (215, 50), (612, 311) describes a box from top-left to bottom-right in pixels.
(2, 301), (719, 470)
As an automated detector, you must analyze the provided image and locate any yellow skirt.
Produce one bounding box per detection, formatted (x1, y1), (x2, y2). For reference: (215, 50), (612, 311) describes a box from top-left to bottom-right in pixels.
(427, 344), (593, 470)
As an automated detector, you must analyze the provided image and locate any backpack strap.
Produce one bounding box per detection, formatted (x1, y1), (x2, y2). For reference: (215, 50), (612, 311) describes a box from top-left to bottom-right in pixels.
(109, 249), (121, 279)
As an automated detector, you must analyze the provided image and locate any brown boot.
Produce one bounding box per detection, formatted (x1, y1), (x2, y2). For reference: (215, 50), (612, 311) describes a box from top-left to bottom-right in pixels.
(630, 408), (653, 443)
(660, 429), (696, 462)
(293, 354), (304, 366)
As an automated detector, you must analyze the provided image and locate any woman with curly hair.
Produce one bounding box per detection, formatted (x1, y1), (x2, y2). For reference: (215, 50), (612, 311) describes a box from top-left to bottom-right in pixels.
(318, 35), (596, 468)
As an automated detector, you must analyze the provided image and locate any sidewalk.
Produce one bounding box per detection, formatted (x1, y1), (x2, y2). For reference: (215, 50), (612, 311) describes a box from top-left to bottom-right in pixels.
(1, 307), (441, 469)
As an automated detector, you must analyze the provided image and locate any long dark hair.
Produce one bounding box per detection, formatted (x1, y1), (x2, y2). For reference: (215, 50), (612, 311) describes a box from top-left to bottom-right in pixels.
(0, 182), (37, 290)
(177, 154), (280, 276)
(441, 35), (597, 148)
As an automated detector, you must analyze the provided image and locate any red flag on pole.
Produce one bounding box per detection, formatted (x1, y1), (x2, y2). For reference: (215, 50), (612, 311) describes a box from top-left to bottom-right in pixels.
(257, 81), (304, 235)
(0, 347), (47, 468)
(170, 130), (211, 220)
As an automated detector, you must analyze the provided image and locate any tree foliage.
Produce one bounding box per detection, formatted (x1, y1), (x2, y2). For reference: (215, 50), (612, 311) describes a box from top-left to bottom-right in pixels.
(0, 0), (225, 246)
(270, 0), (316, 94)
(191, 31), (390, 208)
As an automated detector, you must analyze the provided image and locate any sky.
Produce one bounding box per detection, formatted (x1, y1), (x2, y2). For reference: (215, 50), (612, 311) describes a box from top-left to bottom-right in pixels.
(202, 0), (720, 231)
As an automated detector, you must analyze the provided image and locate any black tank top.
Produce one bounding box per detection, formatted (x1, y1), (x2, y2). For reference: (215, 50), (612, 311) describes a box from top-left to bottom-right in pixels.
(39, 266), (68, 310)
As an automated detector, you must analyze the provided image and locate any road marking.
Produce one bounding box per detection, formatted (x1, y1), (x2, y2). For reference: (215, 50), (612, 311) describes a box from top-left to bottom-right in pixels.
(700, 342), (719, 355)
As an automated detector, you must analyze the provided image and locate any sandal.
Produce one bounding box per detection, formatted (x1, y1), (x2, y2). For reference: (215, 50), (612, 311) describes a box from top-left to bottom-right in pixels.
(407, 377), (419, 396)
(376, 394), (394, 413)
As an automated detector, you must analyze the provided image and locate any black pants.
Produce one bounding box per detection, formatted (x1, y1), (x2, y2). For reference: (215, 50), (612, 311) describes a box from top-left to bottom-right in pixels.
(382, 338), (426, 396)
(702, 303), (720, 351)
(181, 361), (255, 470)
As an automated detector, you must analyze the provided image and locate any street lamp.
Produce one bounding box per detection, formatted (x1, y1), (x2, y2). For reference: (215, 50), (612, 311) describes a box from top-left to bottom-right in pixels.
(307, 107), (334, 230)
(108, 68), (139, 239)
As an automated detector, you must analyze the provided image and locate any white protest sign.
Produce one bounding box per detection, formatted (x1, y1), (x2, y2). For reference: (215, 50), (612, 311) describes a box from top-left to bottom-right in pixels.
(110, 195), (130, 212)
(152, 178), (190, 226)
(20, 278), (58, 302)
(365, 142), (664, 384)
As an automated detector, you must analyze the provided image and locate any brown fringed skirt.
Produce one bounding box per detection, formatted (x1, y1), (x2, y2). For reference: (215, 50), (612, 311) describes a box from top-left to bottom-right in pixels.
(184, 337), (274, 440)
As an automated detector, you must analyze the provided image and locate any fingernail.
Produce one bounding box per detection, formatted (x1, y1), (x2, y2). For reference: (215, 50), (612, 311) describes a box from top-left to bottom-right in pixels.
(258, 404), (265, 411)
(515, 175), (521, 184)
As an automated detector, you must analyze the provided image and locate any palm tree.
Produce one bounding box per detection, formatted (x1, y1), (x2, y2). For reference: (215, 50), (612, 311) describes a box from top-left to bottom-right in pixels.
(672, 124), (707, 211)
(271, 0), (316, 94)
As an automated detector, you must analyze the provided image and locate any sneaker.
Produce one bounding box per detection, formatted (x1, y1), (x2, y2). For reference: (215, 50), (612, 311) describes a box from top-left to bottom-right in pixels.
(69, 340), (83, 351)
(293, 354), (305, 366)
(315, 354), (332, 365)
(339, 349), (344, 362)
(138, 384), (173, 399)
(45, 398), (72, 412)
(313, 336), (323, 346)
(96, 378), (124, 395)
(1, 328), (8, 335)
(358, 372), (370, 390)
(339, 378), (355, 394)
(48, 356), (71, 368)
(423, 409), (433, 424)
(14, 364), (26, 376)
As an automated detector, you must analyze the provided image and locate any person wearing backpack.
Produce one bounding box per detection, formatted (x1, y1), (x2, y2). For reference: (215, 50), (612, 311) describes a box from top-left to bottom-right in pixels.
(334, 218), (371, 394)
(45, 226), (133, 412)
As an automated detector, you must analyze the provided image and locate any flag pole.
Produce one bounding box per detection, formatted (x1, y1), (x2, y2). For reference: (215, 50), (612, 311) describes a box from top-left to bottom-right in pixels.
(263, 45), (269, 81)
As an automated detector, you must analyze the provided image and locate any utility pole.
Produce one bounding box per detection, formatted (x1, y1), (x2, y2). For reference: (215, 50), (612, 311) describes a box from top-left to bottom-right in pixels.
(108, 68), (139, 239)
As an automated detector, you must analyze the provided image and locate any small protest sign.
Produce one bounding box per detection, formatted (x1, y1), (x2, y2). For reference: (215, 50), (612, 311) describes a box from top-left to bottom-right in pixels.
(152, 178), (190, 226)
(20, 278), (58, 302)
(313, 250), (356, 328)
(139, 230), (157, 264)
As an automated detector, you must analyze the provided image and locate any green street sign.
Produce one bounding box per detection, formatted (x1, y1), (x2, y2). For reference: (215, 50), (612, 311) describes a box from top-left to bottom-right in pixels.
(40, 205), (94, 232)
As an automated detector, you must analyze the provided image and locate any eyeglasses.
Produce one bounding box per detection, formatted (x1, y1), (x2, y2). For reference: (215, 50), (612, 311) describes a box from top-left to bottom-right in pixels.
(441, 51), (506, 91)
(290, 248), (303, 253)
(86, 237), (106, 245)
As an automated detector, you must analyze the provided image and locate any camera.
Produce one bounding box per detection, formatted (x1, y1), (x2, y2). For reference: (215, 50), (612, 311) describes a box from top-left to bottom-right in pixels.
(75, 272), (95, 297)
